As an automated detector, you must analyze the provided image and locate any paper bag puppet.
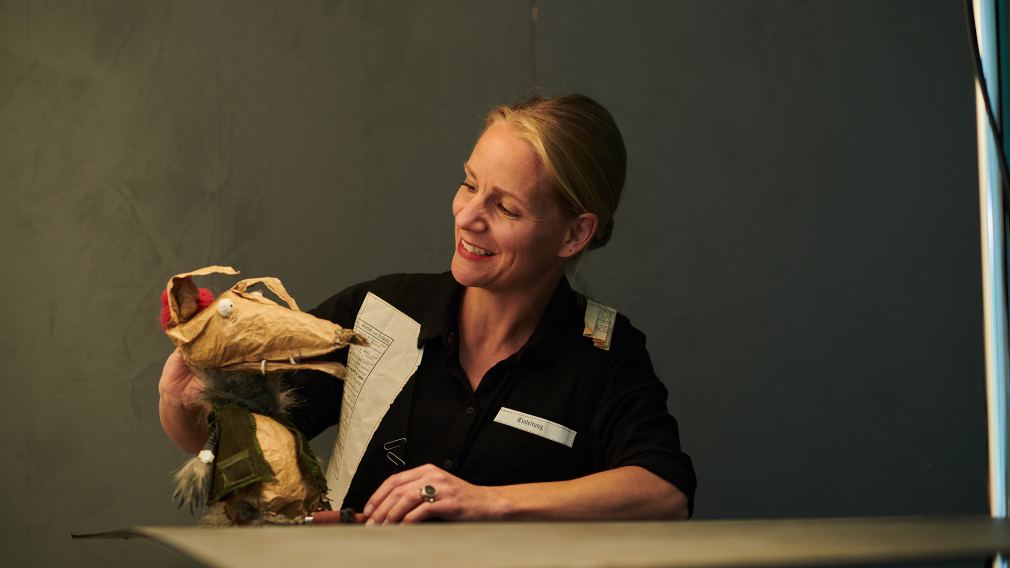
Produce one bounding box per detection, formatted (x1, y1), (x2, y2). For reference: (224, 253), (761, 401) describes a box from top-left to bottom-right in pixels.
(161, 265), (365, 525)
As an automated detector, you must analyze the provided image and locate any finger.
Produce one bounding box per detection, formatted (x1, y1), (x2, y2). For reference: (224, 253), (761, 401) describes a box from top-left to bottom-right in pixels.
(402, 501), (444, 524)
(167, 349), (194, 373)
(161, 351), (196, 386)
(182, 374), (206, 403)
(382, 487), (426, 524)
(367, 484), (408, 525)
(161, 351), (186, 384)
(367, 478), (421, 524)
(364, 468), (424, 518)
(160, 355), (203, 408)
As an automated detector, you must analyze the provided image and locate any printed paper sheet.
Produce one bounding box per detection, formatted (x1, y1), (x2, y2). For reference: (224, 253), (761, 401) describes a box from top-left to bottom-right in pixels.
(324, 292), (423, 507)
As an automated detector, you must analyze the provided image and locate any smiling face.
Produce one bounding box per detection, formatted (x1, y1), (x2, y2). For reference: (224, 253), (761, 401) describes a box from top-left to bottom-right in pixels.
(451, 122), (579, 294)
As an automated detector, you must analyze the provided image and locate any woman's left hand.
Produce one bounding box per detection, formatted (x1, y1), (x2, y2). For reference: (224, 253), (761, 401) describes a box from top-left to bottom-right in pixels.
(362, 463), (507, 524)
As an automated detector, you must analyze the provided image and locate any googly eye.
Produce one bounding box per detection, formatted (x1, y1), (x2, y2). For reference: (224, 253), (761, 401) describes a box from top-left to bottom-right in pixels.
(216, 299), (234, 317)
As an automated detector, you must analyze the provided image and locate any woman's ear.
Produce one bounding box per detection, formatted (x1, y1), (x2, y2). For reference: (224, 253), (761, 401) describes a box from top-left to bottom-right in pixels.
(558, 212), (599, 259)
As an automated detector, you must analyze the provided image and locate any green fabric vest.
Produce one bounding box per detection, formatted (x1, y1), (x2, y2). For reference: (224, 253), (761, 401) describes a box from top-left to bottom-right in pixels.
(208, 404), (328, 506)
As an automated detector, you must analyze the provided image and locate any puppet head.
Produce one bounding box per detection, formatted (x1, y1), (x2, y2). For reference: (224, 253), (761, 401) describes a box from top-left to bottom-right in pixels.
(162, 265), (364, 378)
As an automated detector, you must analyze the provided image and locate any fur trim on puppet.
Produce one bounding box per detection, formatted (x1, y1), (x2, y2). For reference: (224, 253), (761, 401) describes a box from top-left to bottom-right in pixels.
(173, 420), (220, 512)
(196, 368), (298, 419)
(173, 455), (214, 513)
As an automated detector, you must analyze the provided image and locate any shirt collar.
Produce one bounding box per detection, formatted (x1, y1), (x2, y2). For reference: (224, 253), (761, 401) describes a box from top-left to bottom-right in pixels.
(514, 275), (581, 361)
(416, 272), (464, 347)
(414, 273), (581, 353)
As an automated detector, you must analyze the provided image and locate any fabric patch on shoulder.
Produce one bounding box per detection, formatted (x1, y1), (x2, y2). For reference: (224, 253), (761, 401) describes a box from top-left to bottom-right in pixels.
(583, 298), (617, 351)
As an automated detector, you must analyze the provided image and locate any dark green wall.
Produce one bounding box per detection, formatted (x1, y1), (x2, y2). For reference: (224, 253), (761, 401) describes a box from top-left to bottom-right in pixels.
(0, 1), (986, 566)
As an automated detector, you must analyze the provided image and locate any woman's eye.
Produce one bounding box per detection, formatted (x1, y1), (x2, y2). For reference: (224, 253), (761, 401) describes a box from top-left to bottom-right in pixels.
(460, 181), (477, 193)
(497, 202), (520, 219)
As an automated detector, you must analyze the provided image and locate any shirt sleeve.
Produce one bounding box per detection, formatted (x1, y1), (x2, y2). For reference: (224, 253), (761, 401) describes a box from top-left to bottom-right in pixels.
(589, 321), (698, 516)
(283, 281), (370, 440)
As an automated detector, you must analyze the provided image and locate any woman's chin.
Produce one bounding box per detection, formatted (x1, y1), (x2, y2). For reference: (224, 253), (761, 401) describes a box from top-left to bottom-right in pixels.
(451, 257), (495, 289)
(451, 261), (478, 288)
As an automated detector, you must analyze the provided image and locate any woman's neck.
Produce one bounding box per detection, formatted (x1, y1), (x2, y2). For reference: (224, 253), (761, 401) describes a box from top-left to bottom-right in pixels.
(458, 272), (562, 355)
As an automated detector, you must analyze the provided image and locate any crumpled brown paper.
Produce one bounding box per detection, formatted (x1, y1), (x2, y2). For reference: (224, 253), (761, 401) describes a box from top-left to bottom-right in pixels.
(164, 265), (365, 378)
(240, 410), (311, 517)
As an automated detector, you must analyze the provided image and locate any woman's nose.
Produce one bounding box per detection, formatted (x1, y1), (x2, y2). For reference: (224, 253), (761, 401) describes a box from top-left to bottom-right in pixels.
(454, 195), (488, 232)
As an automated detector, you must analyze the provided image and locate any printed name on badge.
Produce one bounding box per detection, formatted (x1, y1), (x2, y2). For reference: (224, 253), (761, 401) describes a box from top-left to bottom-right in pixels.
(493, 407), (577, 448)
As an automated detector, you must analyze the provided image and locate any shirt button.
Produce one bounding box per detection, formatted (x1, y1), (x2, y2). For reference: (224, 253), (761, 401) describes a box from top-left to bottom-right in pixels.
(465, 406), (475, 415)
(443, 459), (453, 470)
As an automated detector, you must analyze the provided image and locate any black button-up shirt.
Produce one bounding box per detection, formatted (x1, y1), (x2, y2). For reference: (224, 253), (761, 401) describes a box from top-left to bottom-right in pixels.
(287, 272), (696, 515)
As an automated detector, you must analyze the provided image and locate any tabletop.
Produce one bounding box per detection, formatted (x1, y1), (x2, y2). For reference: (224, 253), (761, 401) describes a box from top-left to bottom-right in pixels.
(73, 515), (1010, 567)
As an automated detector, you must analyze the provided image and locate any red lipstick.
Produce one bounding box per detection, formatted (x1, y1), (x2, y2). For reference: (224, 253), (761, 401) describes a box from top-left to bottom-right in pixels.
(457, 239), (496, 261)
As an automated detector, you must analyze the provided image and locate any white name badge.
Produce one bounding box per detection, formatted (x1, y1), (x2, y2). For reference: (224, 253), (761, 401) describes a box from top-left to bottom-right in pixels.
(493, 407), (577, 448)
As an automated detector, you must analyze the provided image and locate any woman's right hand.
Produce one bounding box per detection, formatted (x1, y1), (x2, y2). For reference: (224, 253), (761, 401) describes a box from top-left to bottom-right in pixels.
(158, 349), (209, 453)
(158, 349), (205, 408)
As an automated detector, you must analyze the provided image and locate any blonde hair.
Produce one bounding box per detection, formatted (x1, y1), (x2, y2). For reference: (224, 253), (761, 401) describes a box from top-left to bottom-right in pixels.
(485, 94), (626, 250)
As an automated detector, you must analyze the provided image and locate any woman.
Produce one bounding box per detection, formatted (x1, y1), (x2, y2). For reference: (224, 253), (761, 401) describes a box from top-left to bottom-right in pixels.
(159, 94), (696, 523)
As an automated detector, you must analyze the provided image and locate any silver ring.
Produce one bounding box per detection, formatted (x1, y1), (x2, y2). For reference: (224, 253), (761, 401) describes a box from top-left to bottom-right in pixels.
(420, 485), (437, 503)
